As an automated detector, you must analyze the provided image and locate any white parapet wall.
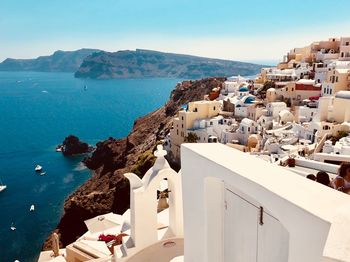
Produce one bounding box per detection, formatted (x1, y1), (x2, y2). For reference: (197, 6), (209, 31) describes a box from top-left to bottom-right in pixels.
(181, 143), (350, 262)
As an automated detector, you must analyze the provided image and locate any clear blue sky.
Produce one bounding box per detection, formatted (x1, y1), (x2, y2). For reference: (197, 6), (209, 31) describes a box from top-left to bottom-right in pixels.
(1, 0), (350, 63)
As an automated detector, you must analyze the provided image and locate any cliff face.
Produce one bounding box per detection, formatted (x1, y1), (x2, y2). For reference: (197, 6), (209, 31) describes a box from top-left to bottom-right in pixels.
(0, 49), (100, 72)
(43, 77), (225, 249)
(75, 49), (264, 79)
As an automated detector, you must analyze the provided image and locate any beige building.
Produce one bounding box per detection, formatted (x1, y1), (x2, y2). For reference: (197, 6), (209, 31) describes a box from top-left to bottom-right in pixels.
(332, 91), (350, 123)
(339, 37), (350, 61)
(280, 38), (340, 69)
(169, 100), (221, 159)
(322, 68), (350, 96)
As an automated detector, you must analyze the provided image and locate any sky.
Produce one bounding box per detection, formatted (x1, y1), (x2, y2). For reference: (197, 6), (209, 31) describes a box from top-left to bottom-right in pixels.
(1, 0), (350, 64)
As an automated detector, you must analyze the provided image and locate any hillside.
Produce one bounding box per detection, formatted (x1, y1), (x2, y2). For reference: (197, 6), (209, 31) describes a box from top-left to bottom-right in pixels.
(0, 49), (100, 72)
(42, 77), (225, 249)
(75, 49), (264, 79)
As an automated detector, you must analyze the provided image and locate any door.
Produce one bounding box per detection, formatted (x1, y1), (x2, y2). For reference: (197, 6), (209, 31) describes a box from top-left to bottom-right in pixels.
(257, 210), (289, 262)
(224, 188), (289, 262)
(224, 189), (258, 262)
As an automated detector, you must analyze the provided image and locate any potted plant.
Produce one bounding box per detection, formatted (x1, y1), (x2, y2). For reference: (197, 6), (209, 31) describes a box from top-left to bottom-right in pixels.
(287, 154), (296, 167)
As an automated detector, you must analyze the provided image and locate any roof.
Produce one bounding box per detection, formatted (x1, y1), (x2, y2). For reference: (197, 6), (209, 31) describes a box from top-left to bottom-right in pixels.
(297, 79), (315, 85)
(335, 68), (350, 74)
(279, 109), (292, 116)
(241, 118), (255, 125)
(242, 95), (255, 104)
(238, 86), (249, 92)
(335, 91), (350, 100)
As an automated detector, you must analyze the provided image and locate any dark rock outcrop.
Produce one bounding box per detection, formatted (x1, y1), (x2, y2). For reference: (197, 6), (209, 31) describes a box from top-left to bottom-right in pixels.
(0, 49), (100, 72)
(42, 77), (225, 250)
(62, 135), (90, 156)
(75, 49), (265, 79)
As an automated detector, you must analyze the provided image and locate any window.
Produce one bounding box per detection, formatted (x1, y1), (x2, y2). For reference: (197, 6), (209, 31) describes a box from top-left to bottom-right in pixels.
(346, 42), (349, 46)
(341, 52), (344, 58)
(241, 126), (244, 131)
(182, 116), (184, 120)
(194, 108), (198, 112)
(291, 88), (294, 91)
(336, 76), (338, 82)
(213, 106), (216, 110)
(248, 127), (251, 132)
(210, 121), (213, 126)
(286, 87), (288, 91)
(177, 129), (179, 135)
(182, 124), (184, 128)
(324, 88), (326, 94)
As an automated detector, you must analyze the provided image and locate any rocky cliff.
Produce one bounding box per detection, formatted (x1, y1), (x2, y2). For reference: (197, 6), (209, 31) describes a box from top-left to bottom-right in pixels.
(42, 77), (225, 250)
(0, 49), (100, 72)
(75, 49), (264, 79)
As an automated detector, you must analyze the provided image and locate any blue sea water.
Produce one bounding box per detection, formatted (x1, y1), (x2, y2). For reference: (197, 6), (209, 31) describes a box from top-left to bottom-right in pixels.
(0, 72), (180, 262)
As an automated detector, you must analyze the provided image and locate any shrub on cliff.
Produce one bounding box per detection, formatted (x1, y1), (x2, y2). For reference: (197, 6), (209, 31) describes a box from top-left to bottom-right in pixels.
(130, 150), (156, 178)
(184, 132), (199, 143)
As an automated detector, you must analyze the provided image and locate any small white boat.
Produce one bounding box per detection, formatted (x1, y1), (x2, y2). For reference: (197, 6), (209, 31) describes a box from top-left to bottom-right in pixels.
(30, 205), (35, 212)
(56, 144), (63, 152)
(40, 172), (46, 176)
(35, 165), (42, 172)
(0, 185), (6, 192)
(0, 178), (6, 192)
(10, 223), (16, 231)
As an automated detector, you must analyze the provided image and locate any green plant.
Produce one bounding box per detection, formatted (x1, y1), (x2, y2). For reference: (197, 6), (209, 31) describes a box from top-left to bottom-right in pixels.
(184, 132), (199, 143)
(130, 150), (156, 177)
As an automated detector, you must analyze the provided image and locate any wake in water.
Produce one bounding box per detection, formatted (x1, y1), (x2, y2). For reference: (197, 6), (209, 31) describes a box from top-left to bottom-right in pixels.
(74, 162), (88, 171)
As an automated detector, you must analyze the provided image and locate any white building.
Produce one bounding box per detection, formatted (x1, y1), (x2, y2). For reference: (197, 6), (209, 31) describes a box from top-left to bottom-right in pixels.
(295, 105), (318, 123)
(188, 115), (233, 143)
(181, 143), (350, 262)
(235, 118), (258, 145)
(266, 102), (288, 119)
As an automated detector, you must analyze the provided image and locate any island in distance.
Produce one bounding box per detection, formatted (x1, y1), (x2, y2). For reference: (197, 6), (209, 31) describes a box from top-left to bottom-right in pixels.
(75, 49), (266, 79)
(0, 48), (266, 79)
(0, 49), (100, 72)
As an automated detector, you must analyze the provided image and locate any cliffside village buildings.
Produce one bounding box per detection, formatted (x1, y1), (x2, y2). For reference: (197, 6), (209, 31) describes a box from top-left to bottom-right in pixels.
(38, 37), (350, 262)
(167, 36), (350, 166)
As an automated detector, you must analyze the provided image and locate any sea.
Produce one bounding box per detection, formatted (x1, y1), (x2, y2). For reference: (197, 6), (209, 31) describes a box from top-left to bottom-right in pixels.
(0, 71), (180, 262)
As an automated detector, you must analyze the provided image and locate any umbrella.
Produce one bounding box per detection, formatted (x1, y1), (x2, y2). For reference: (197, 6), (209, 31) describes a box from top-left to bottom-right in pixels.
(84, 213), (122, 234)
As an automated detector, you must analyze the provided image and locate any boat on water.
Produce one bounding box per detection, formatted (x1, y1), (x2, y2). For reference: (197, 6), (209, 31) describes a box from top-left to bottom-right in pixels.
(0, 184), (6, 192)
(10, 222), (16, 231)
(0, 178), (6, 192)
(30, 205), (35, 212)
(35, 165), (42, 172)
(55, 145), (63, 152)
(40, 172), (46, 176)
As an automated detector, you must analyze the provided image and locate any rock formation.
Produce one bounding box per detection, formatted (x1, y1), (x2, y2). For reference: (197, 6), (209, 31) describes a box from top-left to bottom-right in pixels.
(61, 135), (91, 156)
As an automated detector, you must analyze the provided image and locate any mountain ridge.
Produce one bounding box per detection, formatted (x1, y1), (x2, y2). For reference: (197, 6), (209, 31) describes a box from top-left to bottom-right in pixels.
(75, 49), (265, 79)
(0, 49), (101, 72)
